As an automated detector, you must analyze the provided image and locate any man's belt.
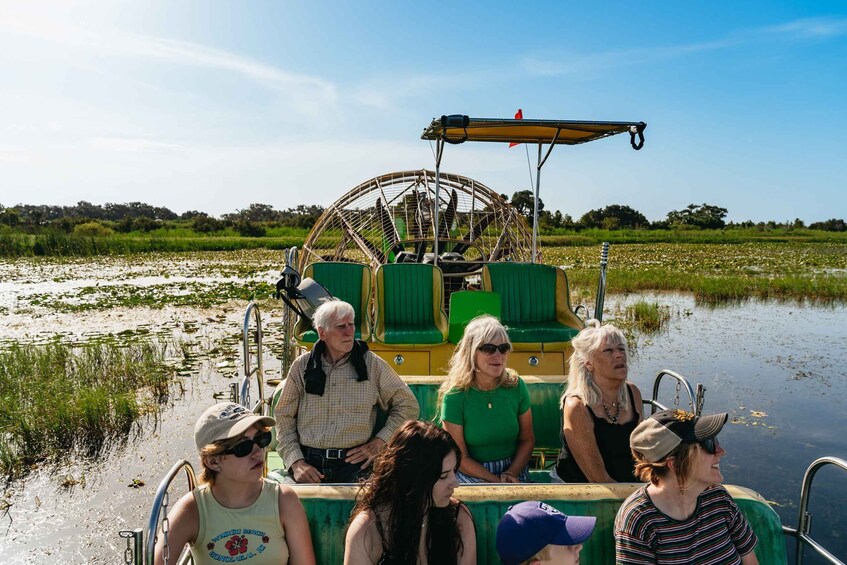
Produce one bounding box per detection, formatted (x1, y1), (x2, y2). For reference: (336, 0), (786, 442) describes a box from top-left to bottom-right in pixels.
(301, 445), (350, 461)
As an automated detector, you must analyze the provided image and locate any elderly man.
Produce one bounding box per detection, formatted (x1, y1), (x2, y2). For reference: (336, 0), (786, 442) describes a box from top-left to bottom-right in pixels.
(275, 300), (419, 483)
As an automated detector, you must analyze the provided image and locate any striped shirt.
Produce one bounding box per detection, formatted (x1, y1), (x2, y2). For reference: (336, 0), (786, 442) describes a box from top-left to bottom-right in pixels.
(615, 485), (758, 564)
(275, 348), (419, 469)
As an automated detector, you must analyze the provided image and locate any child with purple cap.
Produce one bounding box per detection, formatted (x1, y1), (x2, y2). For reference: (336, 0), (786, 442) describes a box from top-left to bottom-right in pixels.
(496, 501), (596, 565)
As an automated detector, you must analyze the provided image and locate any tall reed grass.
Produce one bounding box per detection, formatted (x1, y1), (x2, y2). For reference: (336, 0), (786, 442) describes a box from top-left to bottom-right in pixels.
(0, 340), (172, 477)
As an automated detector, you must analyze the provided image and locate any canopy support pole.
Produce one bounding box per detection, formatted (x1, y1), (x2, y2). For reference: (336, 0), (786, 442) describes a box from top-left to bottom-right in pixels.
(532, 128), (561, 263)
(433, 138), (444, 268)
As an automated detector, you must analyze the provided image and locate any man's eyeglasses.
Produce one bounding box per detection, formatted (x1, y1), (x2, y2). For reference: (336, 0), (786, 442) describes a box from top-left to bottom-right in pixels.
(699, 436), (720, 455)
(477, 343), (512, 355)
(224, 431), (272, 458)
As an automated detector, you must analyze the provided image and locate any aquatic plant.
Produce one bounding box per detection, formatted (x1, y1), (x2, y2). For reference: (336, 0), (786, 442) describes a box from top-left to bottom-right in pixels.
(0, 340), (172, 478)
(623, 301), (672, 333)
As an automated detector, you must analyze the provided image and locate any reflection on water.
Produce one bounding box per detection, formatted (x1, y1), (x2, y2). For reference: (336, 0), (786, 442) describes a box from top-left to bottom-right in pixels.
(609, 293), (847, 564)
(0, 281), (845, 563)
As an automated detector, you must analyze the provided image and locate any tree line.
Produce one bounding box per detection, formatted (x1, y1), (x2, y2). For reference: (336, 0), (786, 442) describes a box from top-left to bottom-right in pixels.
(1, 196), (844, 235)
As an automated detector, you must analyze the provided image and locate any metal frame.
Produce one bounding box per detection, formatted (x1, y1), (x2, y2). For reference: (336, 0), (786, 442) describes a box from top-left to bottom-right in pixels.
(144, 460), (197, 565)
(783, 456), (847, 565)
(647, 369), (705, 415)
(237, 301), (266, 415)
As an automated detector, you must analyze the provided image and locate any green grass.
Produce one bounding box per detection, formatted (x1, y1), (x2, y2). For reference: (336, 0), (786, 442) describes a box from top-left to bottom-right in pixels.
(623, 301), (672, 333)
(0, 340), (173, 477)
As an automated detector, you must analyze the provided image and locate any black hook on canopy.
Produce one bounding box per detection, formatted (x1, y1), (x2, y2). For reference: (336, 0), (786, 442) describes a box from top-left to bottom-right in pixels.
(629, 122), (646, 150)
(440, 114), (469, 145)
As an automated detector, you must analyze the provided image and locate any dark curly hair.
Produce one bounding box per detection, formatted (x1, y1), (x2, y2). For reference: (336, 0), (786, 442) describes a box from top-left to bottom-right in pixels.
(350, 420), (465, 564)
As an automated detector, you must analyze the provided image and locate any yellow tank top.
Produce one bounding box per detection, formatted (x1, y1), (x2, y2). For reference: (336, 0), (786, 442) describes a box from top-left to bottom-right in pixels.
(190, 479), (289, 564)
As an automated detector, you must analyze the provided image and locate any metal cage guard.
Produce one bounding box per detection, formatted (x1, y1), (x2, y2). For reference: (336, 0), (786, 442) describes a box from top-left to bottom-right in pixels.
(647, 369), (706, 416)
(237, 301), (266, 415)
(783, 456), (847, 565)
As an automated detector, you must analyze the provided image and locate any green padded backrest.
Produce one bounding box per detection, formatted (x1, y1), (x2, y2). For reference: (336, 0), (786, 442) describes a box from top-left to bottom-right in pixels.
(382, 264), (437, 325)
(484, 263), (557, 323)
(308, 262), (369, 330)
(290, 484), (788, 565)
(448, 290), (502, 344)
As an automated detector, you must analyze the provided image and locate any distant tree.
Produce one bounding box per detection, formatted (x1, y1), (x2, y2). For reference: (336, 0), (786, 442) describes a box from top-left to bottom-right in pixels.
(580, 205), (648, 229)
(666, 203), (728, 229)
(235, 220), (266, 237)
(180, 210), (207, 220)
(225, 203), (281, 222)
(73, 221), (113, 237)
(1, 208), (20, 227)
(193, 214), (224, 233)
(132, 216), (160, 232)
(809, 218), (846, 232)
(510, 190), (544, 224)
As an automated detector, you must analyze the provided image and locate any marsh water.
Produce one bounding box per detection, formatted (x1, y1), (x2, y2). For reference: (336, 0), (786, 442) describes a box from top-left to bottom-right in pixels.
(0, 254), (845, 564)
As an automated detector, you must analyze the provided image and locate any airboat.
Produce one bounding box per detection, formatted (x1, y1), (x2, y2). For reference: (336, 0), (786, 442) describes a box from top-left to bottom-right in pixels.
(119, 116), (846, 564)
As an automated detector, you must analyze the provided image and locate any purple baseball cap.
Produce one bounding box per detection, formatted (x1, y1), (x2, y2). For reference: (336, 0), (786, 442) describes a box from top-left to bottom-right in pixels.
(496, 501), (596, 565)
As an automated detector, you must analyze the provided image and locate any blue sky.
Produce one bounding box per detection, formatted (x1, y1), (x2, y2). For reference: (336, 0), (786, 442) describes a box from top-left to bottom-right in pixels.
(1, 1), (845, 223)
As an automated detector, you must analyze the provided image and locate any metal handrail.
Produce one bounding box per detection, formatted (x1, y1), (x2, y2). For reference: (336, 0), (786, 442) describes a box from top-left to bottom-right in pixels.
(239, 301), (266, 415)
(593, 242), (609, 323)
(647, 369), (705, 416)
(281, 248), (298, 378)
(783, 456), (847, 565)
(145, 459), (196, 564)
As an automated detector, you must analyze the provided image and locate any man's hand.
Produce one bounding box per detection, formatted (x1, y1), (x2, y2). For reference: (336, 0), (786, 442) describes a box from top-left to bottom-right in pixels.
(345, 438), (386, 468)
(291, 459), (325, 483)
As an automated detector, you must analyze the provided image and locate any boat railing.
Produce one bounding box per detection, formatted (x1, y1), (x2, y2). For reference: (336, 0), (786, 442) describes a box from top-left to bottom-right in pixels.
(234, 301), (268, 417)
(783, 456), (847, 565)
(281, 247), (298, 379)
(647, 369), (706, 416)
(118, 459), (196, 565)
(593, 242), (609, 322)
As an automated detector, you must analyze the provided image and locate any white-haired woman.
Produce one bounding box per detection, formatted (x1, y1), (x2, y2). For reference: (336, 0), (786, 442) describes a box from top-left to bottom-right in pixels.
(155, 403), (316, 565)
(555, 320), (643, 482)
(437, 315), (535, 483)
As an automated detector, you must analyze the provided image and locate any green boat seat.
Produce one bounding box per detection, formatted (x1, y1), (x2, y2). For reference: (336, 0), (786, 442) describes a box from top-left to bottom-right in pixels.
(482, 263), (583, 348)
(283, 483), (787, 565)
(295, 262), (372, 343)
(447, 290), (502, 344)
(374, 263), (448, 345)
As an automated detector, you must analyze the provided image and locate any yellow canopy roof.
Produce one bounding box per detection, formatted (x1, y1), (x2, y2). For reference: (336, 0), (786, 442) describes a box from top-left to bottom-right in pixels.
(421, 115), (645, 146)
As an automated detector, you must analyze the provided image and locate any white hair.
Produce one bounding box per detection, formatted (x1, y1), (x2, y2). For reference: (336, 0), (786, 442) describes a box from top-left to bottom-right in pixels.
(312, 300), (354, 332)
(562, 320), (629, 407)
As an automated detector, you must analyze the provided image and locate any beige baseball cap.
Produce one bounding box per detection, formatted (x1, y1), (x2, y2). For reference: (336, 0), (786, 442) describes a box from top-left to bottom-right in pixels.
(630, 409), (728, 463)
(194, 402), (275, 453)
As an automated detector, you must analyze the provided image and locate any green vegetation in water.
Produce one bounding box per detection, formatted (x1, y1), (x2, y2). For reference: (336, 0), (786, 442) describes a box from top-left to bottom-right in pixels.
(623, 301), (672, 333)
(0, 340), (172, 478)
(546, 242), (847, 305)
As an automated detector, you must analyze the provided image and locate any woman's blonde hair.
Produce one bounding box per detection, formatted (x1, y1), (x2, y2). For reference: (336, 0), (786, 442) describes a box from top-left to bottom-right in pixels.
(437, 315), (516, 408)
(561, 320), (628, 408)
(633, 441), (698, 494)
(197, 423), (271, 486)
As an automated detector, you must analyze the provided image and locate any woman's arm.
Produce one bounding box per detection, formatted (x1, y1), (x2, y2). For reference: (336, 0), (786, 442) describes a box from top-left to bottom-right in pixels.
(504, 408), (535, 482)
(153, 492), (198, 565)
(344, 511), (379, 565)
(442, 421), (500, 483)
(278, 486), (316, 565)
(741, 551), (759, 565)
(456, 503), (477, 565)
(630, 383), (644, 422)
(562, 396), (615, 482)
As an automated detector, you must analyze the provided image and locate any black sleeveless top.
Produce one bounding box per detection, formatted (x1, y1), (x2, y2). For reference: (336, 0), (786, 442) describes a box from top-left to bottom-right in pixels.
(555, 383), (639, 482)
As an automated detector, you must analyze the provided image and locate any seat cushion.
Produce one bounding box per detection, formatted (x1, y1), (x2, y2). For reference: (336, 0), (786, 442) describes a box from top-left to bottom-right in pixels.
(380, 323), (444, 344)
(505, 321), (580, 343)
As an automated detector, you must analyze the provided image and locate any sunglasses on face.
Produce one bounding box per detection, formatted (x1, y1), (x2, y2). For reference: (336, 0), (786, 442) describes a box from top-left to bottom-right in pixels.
(699, 436), (720, 455)
(477, 343), (512, 355)
(224, 430), (272, 458)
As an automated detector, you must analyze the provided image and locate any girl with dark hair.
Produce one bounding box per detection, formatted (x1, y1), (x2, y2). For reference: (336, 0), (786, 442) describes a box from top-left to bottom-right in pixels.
(344, 420), (476, 565)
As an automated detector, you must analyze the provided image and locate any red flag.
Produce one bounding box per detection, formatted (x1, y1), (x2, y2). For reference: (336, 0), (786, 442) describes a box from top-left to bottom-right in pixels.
(509, 109), (523, 147)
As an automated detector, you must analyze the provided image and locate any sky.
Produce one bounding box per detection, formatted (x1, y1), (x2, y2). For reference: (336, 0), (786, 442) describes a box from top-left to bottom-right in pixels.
(1, 1), (845, 223)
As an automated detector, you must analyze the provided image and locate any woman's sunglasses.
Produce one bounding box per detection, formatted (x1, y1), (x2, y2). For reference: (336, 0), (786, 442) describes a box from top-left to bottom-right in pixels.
(477, 343), (512, 355)
(699, 436), (720, 455)
(224, 431), (272, 458)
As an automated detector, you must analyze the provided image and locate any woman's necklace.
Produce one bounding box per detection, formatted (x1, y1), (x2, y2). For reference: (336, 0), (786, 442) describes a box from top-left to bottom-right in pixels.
(602, 398), (620, 423)
(474, 382), (497, 409)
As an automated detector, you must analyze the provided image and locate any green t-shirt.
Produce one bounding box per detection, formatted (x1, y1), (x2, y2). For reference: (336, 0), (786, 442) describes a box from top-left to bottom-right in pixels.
(441, 376), (531, 462)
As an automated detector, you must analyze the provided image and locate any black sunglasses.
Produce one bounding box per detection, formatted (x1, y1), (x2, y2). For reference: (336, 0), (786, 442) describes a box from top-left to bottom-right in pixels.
(478, 343), (511, 355)
(224, 431), (272, 458)
(699, 436), (720, 455)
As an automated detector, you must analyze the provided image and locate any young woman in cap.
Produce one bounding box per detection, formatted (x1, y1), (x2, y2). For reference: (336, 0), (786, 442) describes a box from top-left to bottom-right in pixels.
(344, 420), (476, 565)
(556, 320), (643, 482)
(614, 409), (759, 564)
(437, 315), (535, 483)
(154, 402), (315, 565)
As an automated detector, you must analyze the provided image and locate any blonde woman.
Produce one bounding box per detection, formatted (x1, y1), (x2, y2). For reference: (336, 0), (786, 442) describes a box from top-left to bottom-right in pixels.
(154, 403), (316, 565)
(556, 320), (643, 482)
(438, 315), (535, 483)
